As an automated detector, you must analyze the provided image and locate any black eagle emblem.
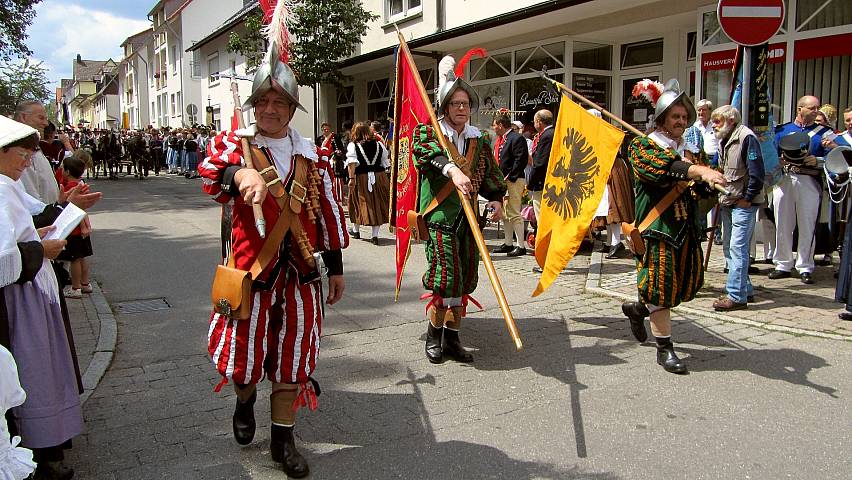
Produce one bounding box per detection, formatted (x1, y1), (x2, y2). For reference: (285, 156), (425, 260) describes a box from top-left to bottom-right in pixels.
(543, 127), (600, 221)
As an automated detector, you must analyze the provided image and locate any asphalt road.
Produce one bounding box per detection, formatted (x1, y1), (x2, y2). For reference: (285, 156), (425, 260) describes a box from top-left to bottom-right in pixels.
(67, 174), (852, 479)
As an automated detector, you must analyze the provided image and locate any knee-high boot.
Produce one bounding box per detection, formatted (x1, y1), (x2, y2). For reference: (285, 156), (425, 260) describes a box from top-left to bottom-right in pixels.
(442, 307), (473, 363)
(425, 305), (447, 364)
(270, 383), (309, 478)
(232, 383), (257, 445)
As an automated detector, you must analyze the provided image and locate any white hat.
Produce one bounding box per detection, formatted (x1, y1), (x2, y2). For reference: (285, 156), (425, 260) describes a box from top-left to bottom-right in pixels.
(586, 108), (602, 119)
(0, 115), (38, 148)
(511, 120), (524, 130)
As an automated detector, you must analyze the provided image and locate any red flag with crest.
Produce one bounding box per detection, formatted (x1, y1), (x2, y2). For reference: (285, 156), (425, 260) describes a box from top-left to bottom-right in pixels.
(390, 43), (431, 300)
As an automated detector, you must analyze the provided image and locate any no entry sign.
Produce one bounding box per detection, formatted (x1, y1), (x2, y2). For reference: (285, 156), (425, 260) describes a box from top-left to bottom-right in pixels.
(717, 0), (785, 46)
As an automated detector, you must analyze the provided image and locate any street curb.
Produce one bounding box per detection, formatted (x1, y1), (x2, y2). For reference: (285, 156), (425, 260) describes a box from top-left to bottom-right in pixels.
(80, 280), (117, 405)
(585, 247), (852, 343)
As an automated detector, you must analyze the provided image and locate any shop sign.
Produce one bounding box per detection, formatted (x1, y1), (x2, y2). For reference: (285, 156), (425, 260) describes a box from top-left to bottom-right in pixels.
(701, 43), (785, 71)
(517, 89), (560, 109)
(794, 33), (852, 61)
(717, 0), (785, 47)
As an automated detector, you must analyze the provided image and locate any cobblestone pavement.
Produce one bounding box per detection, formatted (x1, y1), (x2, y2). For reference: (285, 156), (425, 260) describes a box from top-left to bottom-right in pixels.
(63, 177), (852, 479)
(595, 239), (852, 339)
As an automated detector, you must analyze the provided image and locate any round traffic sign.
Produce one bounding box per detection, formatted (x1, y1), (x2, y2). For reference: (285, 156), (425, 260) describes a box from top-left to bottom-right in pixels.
(717, 0), (785, 47)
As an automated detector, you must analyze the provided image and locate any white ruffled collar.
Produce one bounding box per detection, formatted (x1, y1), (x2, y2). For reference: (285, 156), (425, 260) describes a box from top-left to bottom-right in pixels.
(239, 125), (319, 161)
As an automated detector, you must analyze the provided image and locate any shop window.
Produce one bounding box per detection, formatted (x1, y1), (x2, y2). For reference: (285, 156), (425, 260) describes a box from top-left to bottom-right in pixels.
(796, 0), (852, 31)
(336, 85), (355, 105)
(794, 55), (851, 123)
(368, 101), (391, 124)
(367, 78), (391, 100)
(701, 62), (785, 121)
(573, 42), (611, 71)
(470, 52), (511, 81)
(336, 106), (354, 133)
(620, 39), (663, 69)
(572, 73), (611, 111)
(336, 85), (355, 133)
(473, 81), (511, 130)
(514, 42), (564, 75)
(623, 75), (659, 134)
(701, 11), (731, 46)
(514, 74), (563, 127)
(419, 68), (435, 104)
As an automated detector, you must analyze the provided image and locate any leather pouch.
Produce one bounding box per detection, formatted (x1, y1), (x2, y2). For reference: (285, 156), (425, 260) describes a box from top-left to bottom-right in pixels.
(621, 222), (645, 257)
(407, 210), (429, 242)
(211, 264), (253, 320)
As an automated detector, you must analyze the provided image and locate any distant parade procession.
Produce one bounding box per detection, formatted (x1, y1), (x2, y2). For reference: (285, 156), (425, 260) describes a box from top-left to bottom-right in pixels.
(1, 0), (851, 478)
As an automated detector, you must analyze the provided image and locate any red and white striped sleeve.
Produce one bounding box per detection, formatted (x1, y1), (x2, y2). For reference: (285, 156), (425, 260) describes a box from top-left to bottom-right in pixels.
(199, 131), (244, 204)
(314, 154), (349, 251)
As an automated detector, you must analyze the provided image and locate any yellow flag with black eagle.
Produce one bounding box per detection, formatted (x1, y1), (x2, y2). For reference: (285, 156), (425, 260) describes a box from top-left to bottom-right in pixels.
(533, 95), (625, 296)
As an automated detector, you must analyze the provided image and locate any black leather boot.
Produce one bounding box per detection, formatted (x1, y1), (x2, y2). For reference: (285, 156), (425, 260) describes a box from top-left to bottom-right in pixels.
(621, 301), (649, 343)
(270, 424), (310, 478)
(442, 329), (473, 363)
(425, 323), (443, 364)
(232, 389), (256, 445)
(32, 461), (74, 480)
(655, 337), (687, 374)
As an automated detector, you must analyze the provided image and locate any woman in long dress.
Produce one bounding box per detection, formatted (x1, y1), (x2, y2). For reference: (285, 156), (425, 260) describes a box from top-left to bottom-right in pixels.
(0, 115), (84, 480)
(346, 122), (390, 245)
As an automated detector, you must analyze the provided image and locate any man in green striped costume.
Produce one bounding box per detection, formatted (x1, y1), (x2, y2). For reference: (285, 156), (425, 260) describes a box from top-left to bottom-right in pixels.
(621, 79), (726, 374)
(411, 54), (506, 364)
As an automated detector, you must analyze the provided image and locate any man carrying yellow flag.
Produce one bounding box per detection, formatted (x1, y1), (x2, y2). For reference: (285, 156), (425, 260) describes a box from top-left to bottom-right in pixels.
(533, 96), (625, 296)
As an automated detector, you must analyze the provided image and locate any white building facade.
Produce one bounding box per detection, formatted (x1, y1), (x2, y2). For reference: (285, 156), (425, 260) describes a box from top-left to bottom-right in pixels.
(119, 30), (153, 130)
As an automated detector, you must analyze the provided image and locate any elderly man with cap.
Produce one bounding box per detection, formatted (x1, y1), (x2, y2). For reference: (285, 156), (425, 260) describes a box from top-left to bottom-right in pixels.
(620, 79), (726, 374)
(770, 96), (832, 284)
(197, 4), (348, 475)
(411, 52), (506, 364)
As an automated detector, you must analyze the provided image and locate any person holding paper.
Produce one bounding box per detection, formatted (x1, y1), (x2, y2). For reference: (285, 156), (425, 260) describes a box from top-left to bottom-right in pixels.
(0, 115), (84, 479)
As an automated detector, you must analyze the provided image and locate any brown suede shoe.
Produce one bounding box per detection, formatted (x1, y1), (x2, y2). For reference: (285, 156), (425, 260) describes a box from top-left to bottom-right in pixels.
(713, 297), (747, 312)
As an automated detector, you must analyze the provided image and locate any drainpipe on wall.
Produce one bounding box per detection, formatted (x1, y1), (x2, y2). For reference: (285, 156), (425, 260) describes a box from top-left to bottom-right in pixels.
(436, 0), (445, 33)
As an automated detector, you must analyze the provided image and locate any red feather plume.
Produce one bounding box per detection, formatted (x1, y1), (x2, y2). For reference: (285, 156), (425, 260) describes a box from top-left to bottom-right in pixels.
(259, 0), (275, 22)
(454, 48), (487, 78)
(631, 79), (664, 106)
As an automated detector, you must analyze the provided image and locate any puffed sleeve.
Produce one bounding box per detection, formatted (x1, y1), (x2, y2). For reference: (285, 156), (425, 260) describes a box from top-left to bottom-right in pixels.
(198, 131), (246, 204)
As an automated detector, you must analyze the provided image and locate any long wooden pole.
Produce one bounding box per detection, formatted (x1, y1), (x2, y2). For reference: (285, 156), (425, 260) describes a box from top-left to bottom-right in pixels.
(230, 78), (267, 238)
(397, 33), (522, 351)
(540, 73), (730, 196)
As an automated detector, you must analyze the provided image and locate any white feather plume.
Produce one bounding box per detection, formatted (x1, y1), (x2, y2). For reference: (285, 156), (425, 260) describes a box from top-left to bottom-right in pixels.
(437, 55), (456, 93)
(261, 0), (293, 63)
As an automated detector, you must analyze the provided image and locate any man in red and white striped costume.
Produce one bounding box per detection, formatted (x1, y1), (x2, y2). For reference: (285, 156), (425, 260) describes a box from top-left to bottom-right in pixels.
(199, 45), (347, 476)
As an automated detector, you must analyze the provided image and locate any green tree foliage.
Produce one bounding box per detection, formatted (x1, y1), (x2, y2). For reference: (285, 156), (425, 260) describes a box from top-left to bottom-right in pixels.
(288, 1), (377, 87)
(228, 0), (377, 86)
(0, 58), (50, 115)
(227, 13), (265, 74)
(1, 0), (44, 62)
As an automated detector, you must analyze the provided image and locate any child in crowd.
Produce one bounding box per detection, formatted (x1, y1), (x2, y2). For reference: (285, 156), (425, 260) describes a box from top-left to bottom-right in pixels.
(57, 155), (94, 299)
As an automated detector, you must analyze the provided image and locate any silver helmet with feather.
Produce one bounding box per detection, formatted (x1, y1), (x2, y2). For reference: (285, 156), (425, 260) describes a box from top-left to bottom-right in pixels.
(243, 0), (305, 112)
(436, 48), (487, 115)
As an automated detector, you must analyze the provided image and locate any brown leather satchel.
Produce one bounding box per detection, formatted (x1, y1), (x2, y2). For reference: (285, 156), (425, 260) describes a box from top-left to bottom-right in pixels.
(621, 182), (688, 257)
(211, 261), (253, 320)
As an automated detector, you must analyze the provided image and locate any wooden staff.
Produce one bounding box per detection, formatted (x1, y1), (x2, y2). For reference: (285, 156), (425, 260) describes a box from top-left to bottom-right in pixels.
(230, 78), (267, 238)
(704, 203), (721, 271)
(397, 33), (522, 351)
(539, 73), (731, 197)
